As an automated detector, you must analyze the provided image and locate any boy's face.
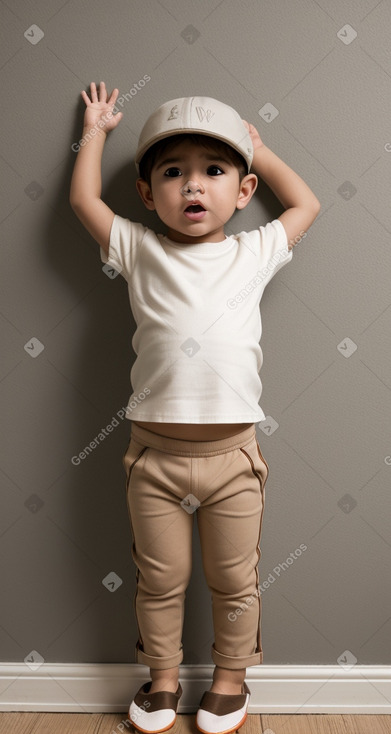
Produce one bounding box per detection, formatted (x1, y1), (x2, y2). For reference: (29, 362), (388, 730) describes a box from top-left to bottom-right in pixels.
(136, 139), (257, 243)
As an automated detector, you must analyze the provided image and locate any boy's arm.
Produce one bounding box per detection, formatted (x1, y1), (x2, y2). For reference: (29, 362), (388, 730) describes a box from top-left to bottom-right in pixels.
(70, 82), (123, 254)
(243, 121), (321, 250)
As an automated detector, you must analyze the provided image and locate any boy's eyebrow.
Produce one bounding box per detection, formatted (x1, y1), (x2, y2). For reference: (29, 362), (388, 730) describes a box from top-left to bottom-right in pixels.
(155, 153), (231, 170)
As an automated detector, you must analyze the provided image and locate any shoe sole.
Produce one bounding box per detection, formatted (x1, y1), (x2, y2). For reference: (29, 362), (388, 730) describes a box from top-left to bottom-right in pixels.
(196, 710), (248, 734)
(127, 714), (177, 734)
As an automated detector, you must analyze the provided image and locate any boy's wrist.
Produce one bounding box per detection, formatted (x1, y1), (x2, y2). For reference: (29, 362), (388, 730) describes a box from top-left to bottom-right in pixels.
(81, 124), (108, 141)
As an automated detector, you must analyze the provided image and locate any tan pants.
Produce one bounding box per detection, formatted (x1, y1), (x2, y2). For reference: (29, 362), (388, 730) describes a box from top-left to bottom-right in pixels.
(123, 423), (269, 671)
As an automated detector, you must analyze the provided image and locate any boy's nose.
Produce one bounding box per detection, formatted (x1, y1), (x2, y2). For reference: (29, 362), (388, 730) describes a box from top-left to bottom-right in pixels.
(180, 180), (204, 200)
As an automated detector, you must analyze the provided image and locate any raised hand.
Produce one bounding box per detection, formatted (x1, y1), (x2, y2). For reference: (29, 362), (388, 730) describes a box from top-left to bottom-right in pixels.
(242, 119), (264, 151)
(81, 81), (123, 134)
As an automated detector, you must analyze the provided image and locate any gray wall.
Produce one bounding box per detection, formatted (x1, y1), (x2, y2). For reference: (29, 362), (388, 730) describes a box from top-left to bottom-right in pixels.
(1, 0), (390, 668)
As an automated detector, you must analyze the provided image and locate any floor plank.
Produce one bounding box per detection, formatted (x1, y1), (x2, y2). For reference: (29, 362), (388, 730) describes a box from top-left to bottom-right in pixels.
(31, 713), (104, 734)
(0, 712), (41, 734)
(0, 713), (390, 734)
(260, 714), (391, 734)
(96, 713), (131, 733)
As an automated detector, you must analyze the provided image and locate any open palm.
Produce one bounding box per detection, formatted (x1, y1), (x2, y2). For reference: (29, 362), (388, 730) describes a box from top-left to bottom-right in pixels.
(81, 81), (122, 133)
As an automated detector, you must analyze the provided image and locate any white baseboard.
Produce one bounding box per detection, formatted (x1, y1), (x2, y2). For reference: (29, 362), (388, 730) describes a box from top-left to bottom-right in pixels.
(0, 663), (390, 714)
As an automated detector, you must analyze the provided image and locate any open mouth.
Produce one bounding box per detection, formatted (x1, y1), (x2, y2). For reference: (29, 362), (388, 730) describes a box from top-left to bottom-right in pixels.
(183, 203), (207, 221)
(184, 204), (205, 212)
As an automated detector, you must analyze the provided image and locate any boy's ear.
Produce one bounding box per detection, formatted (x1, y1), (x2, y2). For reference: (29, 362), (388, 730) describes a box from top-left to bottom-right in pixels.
(136, 178), (156, 210)
(236, 173), (258, 210)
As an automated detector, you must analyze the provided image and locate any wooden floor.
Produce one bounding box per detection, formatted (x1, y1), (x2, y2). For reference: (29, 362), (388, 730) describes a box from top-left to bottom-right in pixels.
(0, 713), (390, 734)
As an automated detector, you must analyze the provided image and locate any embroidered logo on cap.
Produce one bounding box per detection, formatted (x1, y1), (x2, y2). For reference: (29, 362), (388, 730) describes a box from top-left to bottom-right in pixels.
(195, 106), (214, 123)
(167, 105), (179, 120)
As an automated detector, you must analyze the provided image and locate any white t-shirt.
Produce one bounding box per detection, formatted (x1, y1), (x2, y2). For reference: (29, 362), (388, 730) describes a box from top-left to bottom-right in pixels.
(100, 215), (292, 423)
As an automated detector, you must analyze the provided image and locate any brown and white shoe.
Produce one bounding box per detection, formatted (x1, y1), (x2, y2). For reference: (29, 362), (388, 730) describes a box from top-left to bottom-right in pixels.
(128, 680), (183, 733)
(196, 682), (251, 734)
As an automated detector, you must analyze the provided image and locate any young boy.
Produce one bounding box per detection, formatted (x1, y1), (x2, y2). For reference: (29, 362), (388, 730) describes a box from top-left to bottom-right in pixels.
(70, 82), (320, 734)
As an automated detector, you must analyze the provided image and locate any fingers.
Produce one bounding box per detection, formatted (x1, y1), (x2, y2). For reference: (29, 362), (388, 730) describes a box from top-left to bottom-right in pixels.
(111, 110), (123, 128)
(98, 81), (108, 103)
(92, 81), (108, 102)
(90, 81), (99, 103)
(81, 81), (118, 107)
(107, 87), (120, 107)
(80, 89), (90, 106)
(242, 120), (256, 135)
(81, 83), (98, 105)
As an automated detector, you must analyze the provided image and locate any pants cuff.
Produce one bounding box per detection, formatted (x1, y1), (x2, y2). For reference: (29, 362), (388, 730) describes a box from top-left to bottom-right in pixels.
(211, 643), (263, 669)
(135, 640), (183, 669)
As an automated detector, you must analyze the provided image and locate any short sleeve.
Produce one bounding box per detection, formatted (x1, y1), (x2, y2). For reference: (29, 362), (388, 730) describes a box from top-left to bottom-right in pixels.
(255, 218), (293, 289)
(100, 215), (147, 281)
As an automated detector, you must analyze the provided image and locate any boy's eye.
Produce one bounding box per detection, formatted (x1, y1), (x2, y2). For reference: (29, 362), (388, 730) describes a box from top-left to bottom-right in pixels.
(164, 167), (182, 177)
(207, 165), (224, 175)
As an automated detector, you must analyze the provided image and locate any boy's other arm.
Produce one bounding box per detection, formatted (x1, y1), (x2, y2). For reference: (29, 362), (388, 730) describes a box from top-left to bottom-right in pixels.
(243, 121), (321, 250)
(70, 82), (123, 254)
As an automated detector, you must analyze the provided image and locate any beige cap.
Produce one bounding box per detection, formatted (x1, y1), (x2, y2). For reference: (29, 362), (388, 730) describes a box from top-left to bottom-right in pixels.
(135, 96), (253, 174)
